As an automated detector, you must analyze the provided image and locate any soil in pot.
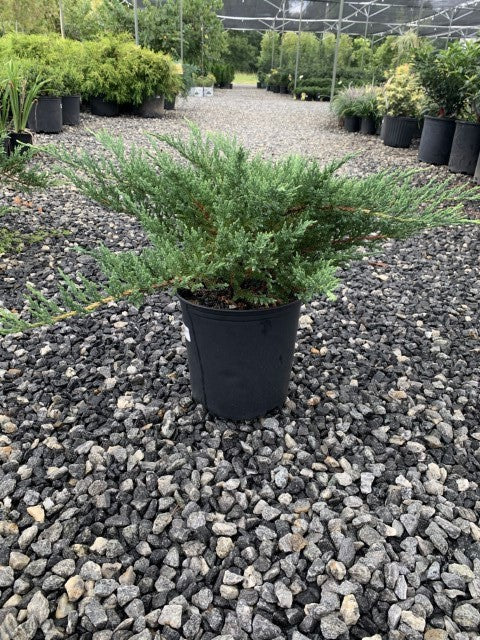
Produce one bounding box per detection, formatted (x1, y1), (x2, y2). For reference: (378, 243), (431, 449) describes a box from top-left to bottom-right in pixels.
(360, 117), (376, 135)
(90, 97), (120, 117)
(344, 116), (360, 133)
(164, 97), (176, 110)
(62, 95), (81, 126)
(383, 115), (418, 148)
(137, 96), (164, 118)
(418, 116), (456, 165)
(5, 131), (33, 156)
(28, 96), (62, 134)
(448, 121), (480, 175)
(178, 291), (301, 421)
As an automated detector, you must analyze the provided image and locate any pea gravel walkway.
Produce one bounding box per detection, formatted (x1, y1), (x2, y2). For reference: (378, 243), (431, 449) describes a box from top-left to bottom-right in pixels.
(0, 87), (479, 640)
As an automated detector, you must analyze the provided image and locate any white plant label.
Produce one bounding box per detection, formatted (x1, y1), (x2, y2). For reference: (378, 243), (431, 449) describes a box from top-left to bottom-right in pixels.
(183, 324), (191, 342)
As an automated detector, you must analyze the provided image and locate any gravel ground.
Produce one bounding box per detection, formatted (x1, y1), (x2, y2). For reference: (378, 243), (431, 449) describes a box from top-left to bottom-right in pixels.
(1, 87), (480, 640)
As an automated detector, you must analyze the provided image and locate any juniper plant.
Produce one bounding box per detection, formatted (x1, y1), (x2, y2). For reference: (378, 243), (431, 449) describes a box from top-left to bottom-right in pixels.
(1, 124), (479, 334)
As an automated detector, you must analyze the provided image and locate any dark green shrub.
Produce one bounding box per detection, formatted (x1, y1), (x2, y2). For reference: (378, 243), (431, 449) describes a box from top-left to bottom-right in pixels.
(211, 62), (235, 87)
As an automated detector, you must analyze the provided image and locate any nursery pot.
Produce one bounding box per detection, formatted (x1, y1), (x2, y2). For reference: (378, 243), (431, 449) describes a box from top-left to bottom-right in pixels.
(360, 117), (376, 135)
(257, 81), (262, 89)
(28, 96), (62, 134)
(62, 95), (81, 126)
(272, 86), (280, 93)
(178, 293), (301, 421)
(344, 116), (360, 133)
(382, 115), (418, 148)
(90, 97), (119, 117)
(164, 96), (176, 110)
(418, 116), (456, 166)
(448, 121), (480, 176)
(137, 95), (164, 118)
(279, 85), (288, 94)
(5, 131), (33, 156)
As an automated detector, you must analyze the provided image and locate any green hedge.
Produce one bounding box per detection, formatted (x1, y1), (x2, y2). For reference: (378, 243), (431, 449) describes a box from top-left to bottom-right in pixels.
(0, 33), (181, 105)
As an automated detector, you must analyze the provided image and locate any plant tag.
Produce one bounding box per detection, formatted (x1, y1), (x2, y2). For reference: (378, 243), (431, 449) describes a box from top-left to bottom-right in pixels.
(183, 324), (191, 342)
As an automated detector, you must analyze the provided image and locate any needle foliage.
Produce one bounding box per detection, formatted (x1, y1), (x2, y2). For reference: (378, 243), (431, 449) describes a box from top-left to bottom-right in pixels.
(1, 124), (479, 334)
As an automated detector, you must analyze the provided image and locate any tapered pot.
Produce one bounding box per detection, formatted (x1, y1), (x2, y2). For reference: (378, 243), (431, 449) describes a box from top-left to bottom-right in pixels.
(179, 293), (301, 421)
(448, 121), (480, 175)
(90, 97), (119, 117)
(28, 96), (62, 133)
(5, 131), (33, 156)
(383, 115), (418, 148)
(164, 96), (176, 110)
(257, 81), (262, 89)
(360, 117), (376, 135)
(418, 116), (456, 166)
(272, 86), (280, 94)
(137, 95), (164, 118)
(62, 95), (81, 126)
(344, 116), (360, 133)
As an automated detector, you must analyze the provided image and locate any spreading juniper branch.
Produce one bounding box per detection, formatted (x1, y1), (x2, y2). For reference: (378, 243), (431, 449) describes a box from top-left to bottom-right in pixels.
(1, 124), (479, 335)
(0, 140), (49, 190)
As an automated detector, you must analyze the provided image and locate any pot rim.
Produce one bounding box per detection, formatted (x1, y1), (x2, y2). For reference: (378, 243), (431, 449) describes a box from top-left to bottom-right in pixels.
(424, 115), (456, 122)
(178, 290), (301, 318)
(454, 120), (480, 127)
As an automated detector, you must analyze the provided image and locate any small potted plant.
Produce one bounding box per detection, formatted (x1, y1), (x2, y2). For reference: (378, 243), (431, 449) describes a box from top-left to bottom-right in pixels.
(11, 126), (479, 420)
(377, 64), (426, 148)
(2, 60), (47, 155)
(448, 41), (480, 176)
(190, 73), (216, 97)
(212, 62), (235, 89)
(414, 44), (467, 165)
(331, 86), (365, 132)
(358, 86), (380, 135)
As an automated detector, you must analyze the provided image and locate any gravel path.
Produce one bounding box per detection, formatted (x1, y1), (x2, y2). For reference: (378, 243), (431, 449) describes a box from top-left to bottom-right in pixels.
(1, 87), (480, 640)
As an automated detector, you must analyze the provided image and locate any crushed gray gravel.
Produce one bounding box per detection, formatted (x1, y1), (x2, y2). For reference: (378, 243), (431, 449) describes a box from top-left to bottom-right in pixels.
(1, 87), (479, 640)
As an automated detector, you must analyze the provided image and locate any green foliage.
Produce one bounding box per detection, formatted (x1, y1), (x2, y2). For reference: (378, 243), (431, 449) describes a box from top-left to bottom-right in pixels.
(1, 59), (48, 131)
(0, 227), (69, 256)
(225, 31), (261, 72)
(0, 134), (49, 189)
(8, 124), (471, 334)
(414, 43), (468, 118)
(193, 73), (216, 88)
(332, 86), (379, 118)
(211, 62), (234, 87)
(377, 64), (426, 117)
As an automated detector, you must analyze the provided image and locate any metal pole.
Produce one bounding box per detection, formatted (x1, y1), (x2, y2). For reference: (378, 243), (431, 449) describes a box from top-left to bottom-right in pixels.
(279, 0), (286, 68)
(271, 21), (276, 69)
(59, 0), (65, 38)
(179, 0), (184, 64)
(361, 7), (370, 68)
(133, 0), (139, 45)
(445, 10), (455, 48)
(293, 0), (304, 91)
(330, 0), (345, 102)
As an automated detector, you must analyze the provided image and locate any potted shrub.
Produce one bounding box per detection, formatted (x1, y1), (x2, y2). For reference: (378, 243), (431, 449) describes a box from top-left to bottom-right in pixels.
(414, 44), (467, 165)
(448, 41), (480, 176)
(267, 69), (281, 93)
(377, 64), (426, 148)
(22, 126), (479, 420)
(190, 73), (216, 97)
(2, 60), (47, 155)
(82, 36), (128, 117)
(212, 62), (235, 89)
(331, 86), (366, 132)
(358, 86), (380, 134)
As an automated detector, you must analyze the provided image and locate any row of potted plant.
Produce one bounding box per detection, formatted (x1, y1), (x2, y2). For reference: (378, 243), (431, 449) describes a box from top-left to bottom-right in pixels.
(0, 33), (182, 132)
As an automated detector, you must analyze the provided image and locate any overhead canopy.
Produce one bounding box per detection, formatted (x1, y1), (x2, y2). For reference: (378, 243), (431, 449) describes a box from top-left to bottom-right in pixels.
(218, 0), (480, 39)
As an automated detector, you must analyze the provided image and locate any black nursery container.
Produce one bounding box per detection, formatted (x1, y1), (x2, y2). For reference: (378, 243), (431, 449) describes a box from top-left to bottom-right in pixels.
(5, 131), (33, 155)
(137, 96), (164, 118)
(62, 95), (81, 126)
(179, 293), (301, 421)
(418, 116), (456, 165)
(90, 97), (119, 117)
(164, 96), (176, 110)
(382, 115), (418, 148)
(344, 116), (360, 133)
(28, 96), (62, 133)
(360, 117), (376, 135)
(448, 121), (480, 175)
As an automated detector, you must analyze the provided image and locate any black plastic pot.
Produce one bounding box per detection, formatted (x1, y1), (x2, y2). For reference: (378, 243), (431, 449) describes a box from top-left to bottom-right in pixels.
(137, 96), (164, 118)
(382, 115), (418, 148)
(62, 95), (81, 126)
(257, 81), (262, 89)
(272, 86), (280, 94)
(28, 96), (62, 133)
(179, 293), (301, 420)
(418, 116), (456, 166)
(164, 96), (176, 110)
(5, 131), (33, 156)
(360, 117), (376, 135)
(344, 116), (360, 133)
(90, 97), (119, 117)
(279, 85), (288, 94)
(228, 83), (233, 89)
(448, 121), (480, 175)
